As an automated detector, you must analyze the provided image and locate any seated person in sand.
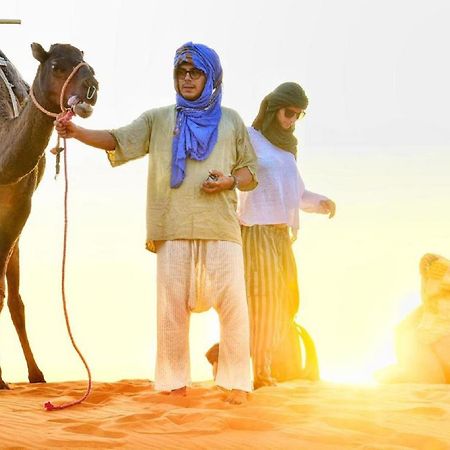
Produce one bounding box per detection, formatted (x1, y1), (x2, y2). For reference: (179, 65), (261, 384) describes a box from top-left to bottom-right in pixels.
(377, 253), (450, 383)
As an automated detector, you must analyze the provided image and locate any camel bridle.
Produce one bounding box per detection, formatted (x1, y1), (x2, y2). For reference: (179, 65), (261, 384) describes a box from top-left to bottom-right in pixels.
(29, 61), (95, 119)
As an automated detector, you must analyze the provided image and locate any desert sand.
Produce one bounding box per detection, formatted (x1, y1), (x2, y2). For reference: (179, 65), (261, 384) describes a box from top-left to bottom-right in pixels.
(1, 379), (450, 449)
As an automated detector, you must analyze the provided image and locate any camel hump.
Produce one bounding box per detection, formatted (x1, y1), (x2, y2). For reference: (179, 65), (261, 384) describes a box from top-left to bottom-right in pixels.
(0, 49), (29, 110)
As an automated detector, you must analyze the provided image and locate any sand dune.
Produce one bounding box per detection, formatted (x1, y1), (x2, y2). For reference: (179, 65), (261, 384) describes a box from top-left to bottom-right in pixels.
(1, 379), (450, 449)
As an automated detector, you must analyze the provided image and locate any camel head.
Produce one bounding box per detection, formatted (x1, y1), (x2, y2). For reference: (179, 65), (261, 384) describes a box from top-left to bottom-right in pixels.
(31, 43), (98, 118)
(420, 253), (450, 304)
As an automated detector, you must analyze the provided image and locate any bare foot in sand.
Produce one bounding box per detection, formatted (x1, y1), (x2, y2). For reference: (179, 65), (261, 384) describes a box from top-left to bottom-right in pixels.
(162, 386), (187, 396)
(224, 389), (248, 405)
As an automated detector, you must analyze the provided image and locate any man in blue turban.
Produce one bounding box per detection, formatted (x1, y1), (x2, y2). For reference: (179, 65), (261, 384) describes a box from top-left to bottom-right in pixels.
(55, 42), (257, 404)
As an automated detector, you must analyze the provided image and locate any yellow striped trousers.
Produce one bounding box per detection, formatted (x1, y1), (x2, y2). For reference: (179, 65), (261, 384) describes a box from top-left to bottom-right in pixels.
(241, 225), (299, 386)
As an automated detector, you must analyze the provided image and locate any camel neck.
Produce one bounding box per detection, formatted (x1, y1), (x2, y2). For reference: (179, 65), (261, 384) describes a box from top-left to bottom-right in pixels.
(0, 97), (54, 185)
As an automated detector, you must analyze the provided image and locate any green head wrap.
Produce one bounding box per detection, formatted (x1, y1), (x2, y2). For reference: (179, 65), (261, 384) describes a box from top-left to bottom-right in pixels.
(252, 82), (308, 157)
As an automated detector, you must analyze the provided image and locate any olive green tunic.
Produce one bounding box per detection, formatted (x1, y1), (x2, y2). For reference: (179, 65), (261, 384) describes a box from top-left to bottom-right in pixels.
(108, 105), (257, 252)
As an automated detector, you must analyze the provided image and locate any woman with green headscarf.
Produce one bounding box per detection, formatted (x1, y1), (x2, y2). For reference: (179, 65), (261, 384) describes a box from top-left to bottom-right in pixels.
(238, 82), (336, 388)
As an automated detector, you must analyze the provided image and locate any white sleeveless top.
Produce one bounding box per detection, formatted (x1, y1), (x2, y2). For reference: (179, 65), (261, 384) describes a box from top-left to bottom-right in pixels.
(238, 128), (327, 230)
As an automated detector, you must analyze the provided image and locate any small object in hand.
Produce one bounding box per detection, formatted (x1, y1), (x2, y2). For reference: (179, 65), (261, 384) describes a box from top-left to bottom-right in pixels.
(206, 173), (219, 182)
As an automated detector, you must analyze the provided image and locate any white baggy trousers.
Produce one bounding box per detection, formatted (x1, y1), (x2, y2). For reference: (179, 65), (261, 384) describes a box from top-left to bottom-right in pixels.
(155, 240), (252, 392)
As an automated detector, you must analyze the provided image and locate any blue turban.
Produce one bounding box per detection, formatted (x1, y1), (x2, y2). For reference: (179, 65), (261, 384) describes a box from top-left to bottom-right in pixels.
(171, 42), (223, 188)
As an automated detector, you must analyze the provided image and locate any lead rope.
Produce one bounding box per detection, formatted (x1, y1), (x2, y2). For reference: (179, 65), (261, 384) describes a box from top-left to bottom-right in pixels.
(44, 129), (93, 411)
(29, 62), (93, 411)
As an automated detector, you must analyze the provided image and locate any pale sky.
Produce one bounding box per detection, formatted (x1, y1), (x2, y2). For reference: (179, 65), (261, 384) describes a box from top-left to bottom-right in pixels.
(1, 0), (449, 384)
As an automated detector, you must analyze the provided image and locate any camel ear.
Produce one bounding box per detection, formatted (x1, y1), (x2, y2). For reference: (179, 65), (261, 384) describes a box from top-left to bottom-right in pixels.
(31, 43), (48, 63)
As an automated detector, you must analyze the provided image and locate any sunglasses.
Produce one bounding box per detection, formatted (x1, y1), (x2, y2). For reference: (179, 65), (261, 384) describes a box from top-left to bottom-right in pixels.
(283, 108), (306, 120)
(176, 67), (205, 80)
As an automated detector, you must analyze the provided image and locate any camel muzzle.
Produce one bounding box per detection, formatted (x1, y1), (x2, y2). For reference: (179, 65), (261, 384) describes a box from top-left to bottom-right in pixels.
(67, 95), (93, 119)
(73, 101), (93, 118)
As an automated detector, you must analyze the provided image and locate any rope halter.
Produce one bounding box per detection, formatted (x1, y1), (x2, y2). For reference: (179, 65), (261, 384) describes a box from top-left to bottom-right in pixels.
(29, 61), (92, 119)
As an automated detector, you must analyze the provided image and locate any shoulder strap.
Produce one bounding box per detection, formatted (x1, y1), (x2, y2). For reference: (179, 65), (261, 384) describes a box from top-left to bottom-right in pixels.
(0, 58), (20, 117)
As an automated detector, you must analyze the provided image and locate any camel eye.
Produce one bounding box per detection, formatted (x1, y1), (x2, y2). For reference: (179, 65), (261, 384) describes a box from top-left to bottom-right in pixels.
(51, 62), (64, 73)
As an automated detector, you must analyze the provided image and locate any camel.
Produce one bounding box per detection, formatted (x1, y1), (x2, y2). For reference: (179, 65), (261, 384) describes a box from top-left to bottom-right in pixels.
(0, 43), (98, 389)
(376, 253), (450, 384)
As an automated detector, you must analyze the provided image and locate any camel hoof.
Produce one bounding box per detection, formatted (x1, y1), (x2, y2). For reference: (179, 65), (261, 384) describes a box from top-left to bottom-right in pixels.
(0, 380), (10, 390)
(29, 371), (46, 384)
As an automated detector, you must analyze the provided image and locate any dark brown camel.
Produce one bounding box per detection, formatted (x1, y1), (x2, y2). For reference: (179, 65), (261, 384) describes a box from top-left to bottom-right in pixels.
(0, 43), (98, 389)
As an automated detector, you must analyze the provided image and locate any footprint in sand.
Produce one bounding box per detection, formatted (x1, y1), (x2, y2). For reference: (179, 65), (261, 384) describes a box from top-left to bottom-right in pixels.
(63, 423), (127, 439)
(83, 392), (115, 406)
(224, 416), (277, 431)
(45, 438), (123, 448)
(48, 418), (77, 424)
(286, 403), (316, 415)
(135, 393), (194, 408)
(115, 412), (164, 424)
(17, 385), (64, 396)
(323, 416), (392, 435)
(95, 381), (152, 395)
(165, 411), (213, 426)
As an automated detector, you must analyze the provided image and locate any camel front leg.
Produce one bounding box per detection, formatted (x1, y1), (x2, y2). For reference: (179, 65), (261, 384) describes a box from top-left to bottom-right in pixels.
(6, 243), (45, 384)
(0, 273), (10, 389)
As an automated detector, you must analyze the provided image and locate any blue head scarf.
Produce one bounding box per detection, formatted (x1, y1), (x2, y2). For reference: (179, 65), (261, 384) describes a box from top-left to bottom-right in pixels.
(171, 42), (223, 188)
